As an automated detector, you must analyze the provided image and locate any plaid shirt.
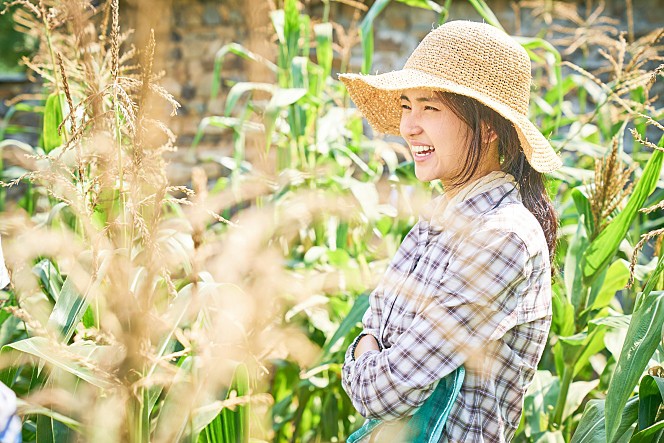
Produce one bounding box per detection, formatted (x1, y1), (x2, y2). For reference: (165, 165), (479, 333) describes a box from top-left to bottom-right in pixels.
(342, 182), (552, 442)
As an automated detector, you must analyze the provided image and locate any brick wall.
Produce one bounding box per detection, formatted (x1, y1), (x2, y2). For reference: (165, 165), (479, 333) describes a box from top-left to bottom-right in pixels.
(139, 0), (661, 146)
(1, 0), (662, 183)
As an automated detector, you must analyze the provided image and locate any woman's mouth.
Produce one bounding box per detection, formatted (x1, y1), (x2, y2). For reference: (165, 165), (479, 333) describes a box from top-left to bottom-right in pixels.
(412, 145), (435, 160)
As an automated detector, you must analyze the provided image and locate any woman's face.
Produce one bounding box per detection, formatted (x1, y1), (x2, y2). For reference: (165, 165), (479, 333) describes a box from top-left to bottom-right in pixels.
(399, 88), (470, 184)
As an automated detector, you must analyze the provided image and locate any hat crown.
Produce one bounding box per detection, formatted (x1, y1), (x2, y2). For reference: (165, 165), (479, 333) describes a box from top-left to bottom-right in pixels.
(404, 21), (531, 115)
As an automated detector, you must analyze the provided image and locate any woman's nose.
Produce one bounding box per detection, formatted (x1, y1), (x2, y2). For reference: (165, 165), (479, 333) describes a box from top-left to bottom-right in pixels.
(400, 112), (422, 137)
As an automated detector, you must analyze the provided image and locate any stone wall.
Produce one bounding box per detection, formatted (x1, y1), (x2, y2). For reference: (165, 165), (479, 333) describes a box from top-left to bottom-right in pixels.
(141, 0), (662, 147)
(1, 0), (662, 183)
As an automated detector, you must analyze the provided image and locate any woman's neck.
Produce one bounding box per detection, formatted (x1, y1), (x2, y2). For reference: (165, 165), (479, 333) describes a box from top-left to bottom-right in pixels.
(443, 165), (502, 199)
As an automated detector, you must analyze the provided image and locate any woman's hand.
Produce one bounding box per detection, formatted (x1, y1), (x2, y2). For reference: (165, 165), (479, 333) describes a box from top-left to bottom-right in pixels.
(354, 334), (380, 359)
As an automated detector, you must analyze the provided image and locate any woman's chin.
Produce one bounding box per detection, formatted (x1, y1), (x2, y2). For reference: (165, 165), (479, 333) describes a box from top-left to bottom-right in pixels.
(414, 167), (437, 182)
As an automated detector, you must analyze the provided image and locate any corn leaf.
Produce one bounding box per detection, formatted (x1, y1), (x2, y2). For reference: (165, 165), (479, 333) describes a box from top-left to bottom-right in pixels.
(466, 0), (504, 30)
(571, 187), (594, 238)
(517, 37), (564, 132)
(583, 138), (664, 281)
(564, 214), (588, 309)
(321, 293), (369, 357)
(192, 116), (263, 148)
(224, 82), (274, 117)
(43, 92), (64, 153)
(359, 0), (390, 74)
(264, 88), (307, 150)
(637, 375), (664, 433)
(395, 0), (442, 12)
(571, 397), (638, 443)
(314, 23), (333, 81)
(589, 259), (630, 311)
(32, 259), (63, 303)
(630, 421), (664, 443)
(4, 337), (115, 389)
(37, 413), (72, 443)
(284, 0), (301, 67)
(16, 399), (81, 430)
(210, 43), (277, 99)
(605, 290), (664, 442)
(46, 277), (85, 342)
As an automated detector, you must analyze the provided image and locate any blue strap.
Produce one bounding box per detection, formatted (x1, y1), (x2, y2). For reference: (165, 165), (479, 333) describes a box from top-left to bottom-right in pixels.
(346, 419), (382, 443)
(347, 366), (465, 443)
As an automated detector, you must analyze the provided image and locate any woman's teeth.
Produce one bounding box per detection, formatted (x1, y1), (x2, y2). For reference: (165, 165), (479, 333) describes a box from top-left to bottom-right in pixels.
(412, 145), (434, 155)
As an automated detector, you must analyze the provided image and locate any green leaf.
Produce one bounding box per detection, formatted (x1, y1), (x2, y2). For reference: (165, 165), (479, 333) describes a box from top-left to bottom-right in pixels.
(314, 23), (333, 80)
(564, 380), (599, 421)
(564, 214), (589, 308)
(0, 313), (23, 347)
(571, 187), (595, 241)
(269, 88), (307, 108)
(551, 286), (575, 336)
(321, 294), (369, 357)
(224, 82), (274, 117)
(521, 371), (560, 434)
(605, 290), (664, 442)
(43, 92), (64, 153)
(637, 251), (664, 312)
(153, 356), (195, 441)
(264, 88), (307, 150)
(284, 0), (301, 64)
(327, 249), (350, 267)
(359, 0), (390, 74)
(557, 325), (606, 377)
(210, 43), (277, 99)
(630, 421), (664, 443)
(4, 337), (115, 389)
(571, 397), (638, 443)
(192, 116), (263, 148)
(37, 413), (73, 443)
(637, 375), (664, 432)
(590, 259), (630, 310)
(46, 277), (86, 342)
(583, 140), (664, 281)
(517, 37), (563, 132)
(466, 0), (504, 30)
(194, 364), (251, 439)
(16, 399), (81, 430)
(32, 259), (63, 303)
(395, 0), (442, 12)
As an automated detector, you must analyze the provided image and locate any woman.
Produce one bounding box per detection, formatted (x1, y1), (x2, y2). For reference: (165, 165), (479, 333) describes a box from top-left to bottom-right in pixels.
(339, 21), (561, 442)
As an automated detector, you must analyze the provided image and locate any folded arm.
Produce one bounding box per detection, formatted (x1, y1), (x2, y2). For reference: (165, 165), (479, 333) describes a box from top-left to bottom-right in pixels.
(341, 229), (530, 420)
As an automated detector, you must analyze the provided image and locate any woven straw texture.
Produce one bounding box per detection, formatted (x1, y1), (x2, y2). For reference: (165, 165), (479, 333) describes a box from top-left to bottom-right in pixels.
(339, 21), (562, 173)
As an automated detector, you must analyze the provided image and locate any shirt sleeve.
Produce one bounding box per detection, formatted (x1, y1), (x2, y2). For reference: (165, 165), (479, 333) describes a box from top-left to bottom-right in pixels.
(342, 229), (530, 420)
(341, 293), (382, 393)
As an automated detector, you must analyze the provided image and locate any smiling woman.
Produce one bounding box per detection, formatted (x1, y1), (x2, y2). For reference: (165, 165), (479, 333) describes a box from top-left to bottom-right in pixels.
(338, 21), (560, 443)
(399, 89), (501, 186)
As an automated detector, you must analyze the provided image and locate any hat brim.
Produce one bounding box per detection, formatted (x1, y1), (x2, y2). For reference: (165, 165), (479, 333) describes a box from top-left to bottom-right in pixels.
(339, 68), (561, 173)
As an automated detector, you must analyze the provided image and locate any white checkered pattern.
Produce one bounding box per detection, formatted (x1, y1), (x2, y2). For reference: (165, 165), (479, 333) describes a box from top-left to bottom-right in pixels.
(342, 182), (552, 443)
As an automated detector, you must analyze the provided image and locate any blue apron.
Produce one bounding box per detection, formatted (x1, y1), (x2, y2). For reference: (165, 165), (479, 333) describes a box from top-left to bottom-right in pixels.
(347, 366), (464, 443)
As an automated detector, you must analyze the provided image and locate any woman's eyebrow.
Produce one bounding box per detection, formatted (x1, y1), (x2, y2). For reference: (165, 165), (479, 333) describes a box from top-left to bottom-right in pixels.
(399, 94), (440, 103)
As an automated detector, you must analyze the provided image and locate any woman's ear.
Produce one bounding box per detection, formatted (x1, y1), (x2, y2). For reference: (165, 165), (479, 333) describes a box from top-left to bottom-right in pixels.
(481, 123), (498, 145)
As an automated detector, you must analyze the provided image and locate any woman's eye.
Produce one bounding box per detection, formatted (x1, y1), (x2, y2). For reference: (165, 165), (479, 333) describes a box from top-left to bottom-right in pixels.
(401, 103), (411, 110)
(424, 106), (439, 111)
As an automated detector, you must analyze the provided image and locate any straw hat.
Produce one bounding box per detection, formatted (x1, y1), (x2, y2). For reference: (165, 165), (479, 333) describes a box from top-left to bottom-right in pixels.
(338, 20), (561, 173)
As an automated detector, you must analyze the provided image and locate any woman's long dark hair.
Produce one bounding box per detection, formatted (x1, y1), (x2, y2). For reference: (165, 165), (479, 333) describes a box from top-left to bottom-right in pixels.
(435, 92), (558, 261)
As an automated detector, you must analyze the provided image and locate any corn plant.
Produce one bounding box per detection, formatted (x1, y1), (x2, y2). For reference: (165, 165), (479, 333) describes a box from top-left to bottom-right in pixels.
(2, 0), (664, 442)
(0, 1), (295, 442)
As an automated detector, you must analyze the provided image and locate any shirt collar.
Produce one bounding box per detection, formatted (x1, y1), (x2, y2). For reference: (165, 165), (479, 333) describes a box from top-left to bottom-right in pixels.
(420, 181), (520, 233)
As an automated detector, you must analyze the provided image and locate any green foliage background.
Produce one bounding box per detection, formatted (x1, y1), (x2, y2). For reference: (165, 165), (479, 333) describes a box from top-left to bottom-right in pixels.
(0, 0), (663, 442)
